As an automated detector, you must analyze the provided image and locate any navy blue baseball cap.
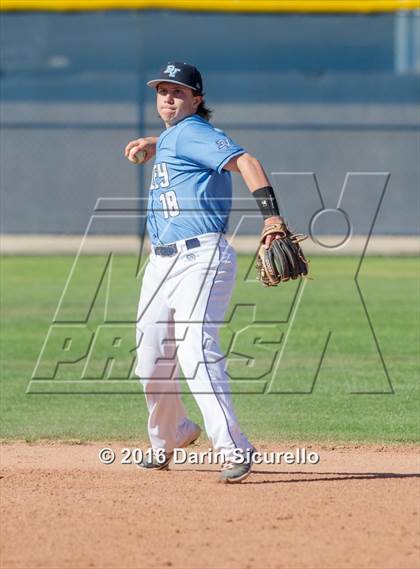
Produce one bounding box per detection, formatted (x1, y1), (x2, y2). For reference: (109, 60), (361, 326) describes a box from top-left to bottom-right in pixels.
(147, 62), (203, 94)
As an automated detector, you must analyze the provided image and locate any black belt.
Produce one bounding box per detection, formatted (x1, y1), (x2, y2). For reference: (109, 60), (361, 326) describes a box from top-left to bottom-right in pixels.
(154, 237), (201, 257)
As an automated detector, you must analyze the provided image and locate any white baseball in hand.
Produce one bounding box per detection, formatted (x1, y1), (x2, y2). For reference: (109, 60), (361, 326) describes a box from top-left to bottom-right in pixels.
(128, 149), (146, 164)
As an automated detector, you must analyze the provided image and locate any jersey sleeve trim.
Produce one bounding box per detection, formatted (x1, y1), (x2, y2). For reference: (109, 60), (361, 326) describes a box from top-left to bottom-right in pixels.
(216, 149), (246, 174)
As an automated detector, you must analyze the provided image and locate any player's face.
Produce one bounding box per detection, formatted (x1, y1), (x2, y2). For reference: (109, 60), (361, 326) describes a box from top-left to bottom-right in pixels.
(156, 82), (202, 126)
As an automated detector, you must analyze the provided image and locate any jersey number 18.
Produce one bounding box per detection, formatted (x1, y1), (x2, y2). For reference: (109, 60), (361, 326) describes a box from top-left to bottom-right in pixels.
(159, 190), (180, 219)
(150, 163), (180, 219)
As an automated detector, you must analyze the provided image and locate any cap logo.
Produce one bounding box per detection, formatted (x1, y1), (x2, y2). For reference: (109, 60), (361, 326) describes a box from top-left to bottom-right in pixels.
(163, 64), (181, 78)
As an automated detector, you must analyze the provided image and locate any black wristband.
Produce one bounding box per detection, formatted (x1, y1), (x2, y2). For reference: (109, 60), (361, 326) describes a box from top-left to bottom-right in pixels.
(253, 186), (280, 219)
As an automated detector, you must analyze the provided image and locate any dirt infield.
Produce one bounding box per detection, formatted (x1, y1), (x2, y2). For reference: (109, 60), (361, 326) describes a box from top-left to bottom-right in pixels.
(1, 442), (419, 569)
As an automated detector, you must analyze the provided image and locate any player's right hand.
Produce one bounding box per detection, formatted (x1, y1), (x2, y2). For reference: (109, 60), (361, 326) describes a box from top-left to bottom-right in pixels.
(124, 137), (157, 164)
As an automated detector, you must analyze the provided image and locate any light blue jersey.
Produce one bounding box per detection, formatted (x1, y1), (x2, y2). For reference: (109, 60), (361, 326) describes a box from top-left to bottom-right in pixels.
(147, 114), (245, 246)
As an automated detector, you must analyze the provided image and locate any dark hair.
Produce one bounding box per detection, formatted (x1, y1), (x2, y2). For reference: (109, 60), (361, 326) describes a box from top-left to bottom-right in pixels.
(196, 98), (212, 121)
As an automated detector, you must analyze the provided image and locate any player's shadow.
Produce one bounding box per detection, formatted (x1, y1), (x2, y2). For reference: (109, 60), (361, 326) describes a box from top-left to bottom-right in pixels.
(169, 469), (420, 484)
(241, 471), (420, 485)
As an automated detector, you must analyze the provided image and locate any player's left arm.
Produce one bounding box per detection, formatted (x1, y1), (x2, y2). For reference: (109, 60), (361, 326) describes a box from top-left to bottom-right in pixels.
(225, 152), (308, 286)
(224, 152), (281, 249)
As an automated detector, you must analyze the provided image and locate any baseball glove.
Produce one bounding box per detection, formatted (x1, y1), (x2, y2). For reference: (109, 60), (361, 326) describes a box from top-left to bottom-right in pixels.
(256, 221), (309, 287)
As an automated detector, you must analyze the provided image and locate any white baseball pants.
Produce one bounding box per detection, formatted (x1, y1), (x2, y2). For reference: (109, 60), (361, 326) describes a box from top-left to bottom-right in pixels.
(135, 233), (252, 460)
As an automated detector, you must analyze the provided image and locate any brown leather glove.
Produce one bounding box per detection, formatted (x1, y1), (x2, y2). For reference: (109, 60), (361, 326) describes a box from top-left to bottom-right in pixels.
(256, 220), (309, 287)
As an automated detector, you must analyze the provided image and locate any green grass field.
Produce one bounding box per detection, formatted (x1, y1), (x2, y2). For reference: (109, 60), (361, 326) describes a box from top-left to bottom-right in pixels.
(1, 255), (419, 444)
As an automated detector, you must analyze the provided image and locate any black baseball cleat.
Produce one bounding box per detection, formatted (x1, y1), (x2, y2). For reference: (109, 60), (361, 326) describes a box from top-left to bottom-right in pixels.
(219, 448), (256, 484)
(220, 460), (252, 483)
(138, 422), (201, 471)
(138, 451), (173, 470)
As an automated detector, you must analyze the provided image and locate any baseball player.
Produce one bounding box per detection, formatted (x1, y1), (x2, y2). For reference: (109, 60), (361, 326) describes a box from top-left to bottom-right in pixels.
(124, 62), (306, 483)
